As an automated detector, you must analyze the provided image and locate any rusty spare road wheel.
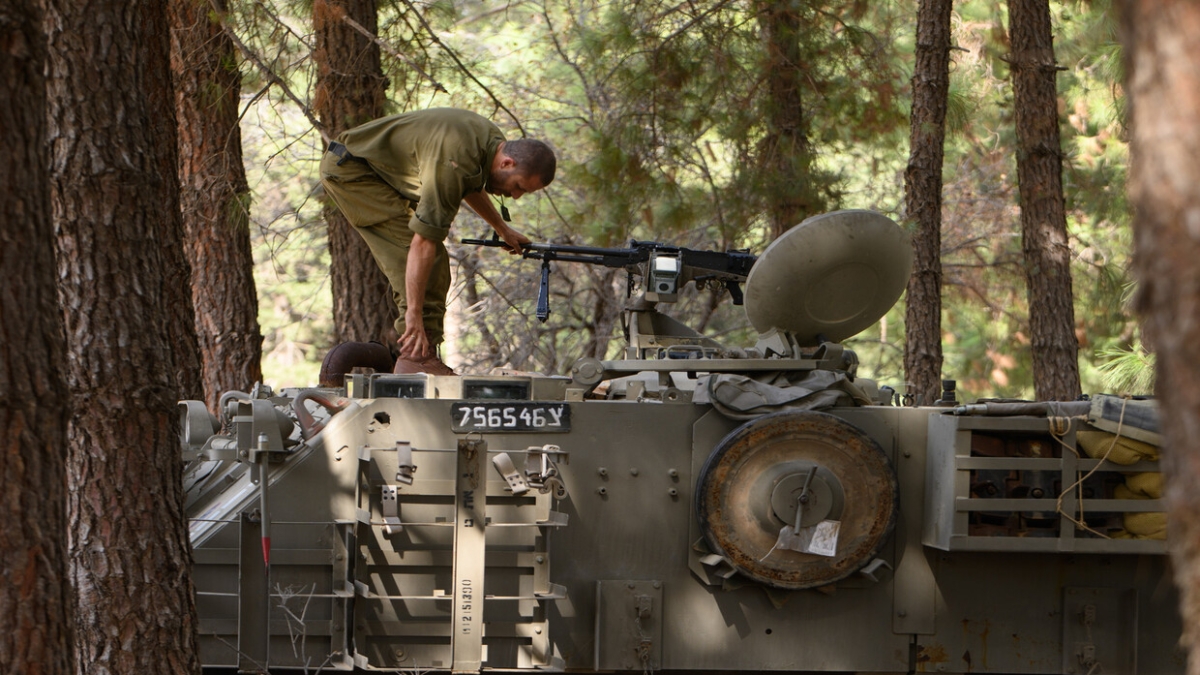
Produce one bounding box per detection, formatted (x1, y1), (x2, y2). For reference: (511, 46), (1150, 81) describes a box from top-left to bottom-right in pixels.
(696, 410), (898, 589)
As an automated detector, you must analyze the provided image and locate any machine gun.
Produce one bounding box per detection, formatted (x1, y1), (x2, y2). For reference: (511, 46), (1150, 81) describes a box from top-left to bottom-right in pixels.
(461, 235), (757, 323)
(465, 211), (913, 363)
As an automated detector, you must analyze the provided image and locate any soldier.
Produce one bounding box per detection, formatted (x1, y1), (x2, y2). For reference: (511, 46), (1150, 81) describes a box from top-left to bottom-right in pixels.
(320, 107), (556, 374)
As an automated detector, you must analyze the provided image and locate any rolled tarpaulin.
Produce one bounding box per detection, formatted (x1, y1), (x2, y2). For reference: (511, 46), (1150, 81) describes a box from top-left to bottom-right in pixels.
(952, 400), (1092, 417)
(1077, 430), (1160, 465)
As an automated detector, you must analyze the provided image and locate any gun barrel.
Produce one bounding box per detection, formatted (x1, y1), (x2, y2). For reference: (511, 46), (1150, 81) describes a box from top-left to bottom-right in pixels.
(461, 238), (753, 277)
(461, 238), (652, 270)
(460, 235), (756, 305)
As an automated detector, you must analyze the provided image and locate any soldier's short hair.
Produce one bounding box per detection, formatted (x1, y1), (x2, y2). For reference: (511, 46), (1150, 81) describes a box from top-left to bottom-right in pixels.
(504, 138), (557, 186)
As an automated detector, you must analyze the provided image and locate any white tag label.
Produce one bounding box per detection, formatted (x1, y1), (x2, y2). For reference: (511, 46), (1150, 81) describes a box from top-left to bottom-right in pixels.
(804, 520), (840, 557)
(772, 520), (841, 557)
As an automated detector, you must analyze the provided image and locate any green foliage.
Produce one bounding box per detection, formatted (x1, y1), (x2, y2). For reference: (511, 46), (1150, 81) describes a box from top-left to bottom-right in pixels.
(1095, 340), (1155, 396)
(870, 0), (1146, 400)
(230, 0), (1147, 399)
(370, 0), (910, 373)
(241, 88), (331, 388)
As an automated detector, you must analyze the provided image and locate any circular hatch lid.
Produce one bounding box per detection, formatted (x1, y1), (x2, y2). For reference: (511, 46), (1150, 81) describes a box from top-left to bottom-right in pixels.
(695, 410), (899, 590)
(744, 210), (913, 346)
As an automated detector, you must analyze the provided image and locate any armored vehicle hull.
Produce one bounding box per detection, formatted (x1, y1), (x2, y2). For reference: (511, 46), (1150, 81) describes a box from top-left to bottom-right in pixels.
(184, 211), (1180, 673)
(183, 375), (1181, 674)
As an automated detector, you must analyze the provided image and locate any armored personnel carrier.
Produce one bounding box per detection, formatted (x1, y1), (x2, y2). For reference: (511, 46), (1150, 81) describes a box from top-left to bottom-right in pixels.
(181, 210), (1181, 674)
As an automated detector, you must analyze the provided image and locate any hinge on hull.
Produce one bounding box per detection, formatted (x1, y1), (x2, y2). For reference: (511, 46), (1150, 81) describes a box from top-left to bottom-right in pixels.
(492, 444), (569, 500)
(381, 484), (402, 534)
(595, 581), (663, 672)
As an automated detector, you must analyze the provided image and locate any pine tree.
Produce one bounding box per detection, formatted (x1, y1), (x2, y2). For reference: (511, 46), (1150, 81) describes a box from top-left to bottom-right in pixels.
(756, 0), (824, 237)
(170, 0), (264, 411)
(0, 2), (73, 673)
(903, 0), (954, 405)
(314, 0), (399, 348)
(1121, 0), (1200, 664)
(45, 0), (203, 670)
(1008, 0), (1081, 401)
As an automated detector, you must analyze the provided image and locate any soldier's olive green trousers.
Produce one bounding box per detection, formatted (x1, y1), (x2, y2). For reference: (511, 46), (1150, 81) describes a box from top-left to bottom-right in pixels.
(319, 152), (451, 345)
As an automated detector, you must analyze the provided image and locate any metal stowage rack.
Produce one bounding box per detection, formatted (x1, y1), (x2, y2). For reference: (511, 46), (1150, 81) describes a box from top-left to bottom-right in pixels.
(922, 413), (1166, 554)
(350, 437), (568, 671)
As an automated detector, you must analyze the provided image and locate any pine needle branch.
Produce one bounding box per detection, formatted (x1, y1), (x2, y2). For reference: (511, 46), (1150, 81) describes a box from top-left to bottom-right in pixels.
(396, 0), (526, 136)
(206, 0), (330, 143)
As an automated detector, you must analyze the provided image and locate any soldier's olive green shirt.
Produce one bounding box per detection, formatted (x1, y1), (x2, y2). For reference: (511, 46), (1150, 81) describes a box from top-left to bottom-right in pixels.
(336, 108), (506, 242)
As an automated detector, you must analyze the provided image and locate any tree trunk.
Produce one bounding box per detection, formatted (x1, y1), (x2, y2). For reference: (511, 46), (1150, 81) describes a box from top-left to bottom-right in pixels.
(903, 0), (953, 406)
(0, 3), (73, 674)
(1121, 0), (1200, 670)
(313, 0), (399, 347)
(170, 0), (264, 411)
(162, 185), (207, 402)
(1007, 0), (1081, 401)
(44, 0), (203, 672)
(756, 0), (822, 239)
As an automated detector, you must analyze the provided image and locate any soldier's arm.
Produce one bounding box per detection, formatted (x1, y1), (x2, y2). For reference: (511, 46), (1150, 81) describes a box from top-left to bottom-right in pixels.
(398, 233), (438, 359)
(463, 191), (529, 254)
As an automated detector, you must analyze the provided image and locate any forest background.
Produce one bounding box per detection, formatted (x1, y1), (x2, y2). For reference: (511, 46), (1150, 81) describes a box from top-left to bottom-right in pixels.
(241, 0), (1137, 399)
(6, 1), (1188, 674)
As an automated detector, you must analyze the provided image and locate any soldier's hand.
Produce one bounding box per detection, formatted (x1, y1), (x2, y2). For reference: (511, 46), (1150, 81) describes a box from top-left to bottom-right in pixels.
(398, 316), (430, 359)
(499, 228), (531, 255)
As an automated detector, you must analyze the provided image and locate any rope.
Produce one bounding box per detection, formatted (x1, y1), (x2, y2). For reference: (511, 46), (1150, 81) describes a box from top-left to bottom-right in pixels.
(1054, 396), (1131, 540)
(1048, 415), (1072, 437)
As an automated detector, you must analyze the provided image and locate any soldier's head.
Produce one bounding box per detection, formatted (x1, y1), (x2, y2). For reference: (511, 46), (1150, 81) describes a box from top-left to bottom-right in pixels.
(488, 139), (556, 199)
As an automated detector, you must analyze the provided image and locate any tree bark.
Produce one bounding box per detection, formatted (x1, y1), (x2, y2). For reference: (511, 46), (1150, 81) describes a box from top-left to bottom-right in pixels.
(44, 0), (203, 672)
(1121, 0), (1200, 670)
(903, 0), (953, 406)
(170, 0), (264, 411)
(0, 3), (73, 674)
(1007, 0), (1081, 401)
(756, 0), (822, 239)
(313, 0), (399, 347)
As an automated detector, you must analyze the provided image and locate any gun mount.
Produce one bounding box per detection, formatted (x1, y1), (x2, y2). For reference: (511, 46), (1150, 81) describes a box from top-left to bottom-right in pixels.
(462, 235), (757, 359)
(467, 210), (912, 366)
(180, 210), (1180, 674)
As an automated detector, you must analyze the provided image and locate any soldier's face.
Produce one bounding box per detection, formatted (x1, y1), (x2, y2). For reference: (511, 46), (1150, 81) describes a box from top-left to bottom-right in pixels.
(487, 168), (545, 200)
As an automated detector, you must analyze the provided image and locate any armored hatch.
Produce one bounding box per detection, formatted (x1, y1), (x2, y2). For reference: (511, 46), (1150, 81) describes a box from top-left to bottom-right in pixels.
(695, 410), (899, 589)
(692, 211), (911, 589)
(744, 209), (913, 346)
